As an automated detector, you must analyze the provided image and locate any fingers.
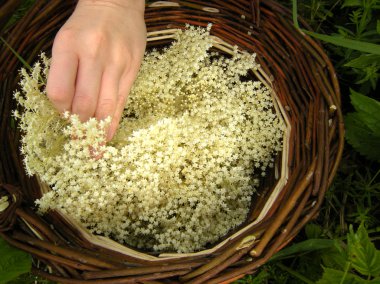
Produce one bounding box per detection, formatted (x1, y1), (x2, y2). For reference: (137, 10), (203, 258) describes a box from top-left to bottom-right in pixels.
(48, 45), (130, 143)
(106, 71), (135, 141)
(47, 5), (147, 143)
(95, 66), (123, 121)
(71, 58), (103, 122)
(47, 51), (78, 114)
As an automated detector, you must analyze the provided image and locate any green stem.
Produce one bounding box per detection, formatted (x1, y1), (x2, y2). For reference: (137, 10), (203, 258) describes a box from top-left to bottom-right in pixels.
(339, 261), (351, 284)
(368, 168), (380, 186)
(276, 263), (314, 284)
(292, 0), (300, 29)
(358, 1), (370, 36)
(316, 0), (342, 32)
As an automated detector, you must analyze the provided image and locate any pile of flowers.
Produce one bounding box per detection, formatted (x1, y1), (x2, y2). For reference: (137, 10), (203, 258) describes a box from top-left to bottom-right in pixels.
(14, 25), (284, 253)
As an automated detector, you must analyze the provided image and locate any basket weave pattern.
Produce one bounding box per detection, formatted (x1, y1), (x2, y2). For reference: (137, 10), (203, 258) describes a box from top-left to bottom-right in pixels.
(0, 1), (344, 283)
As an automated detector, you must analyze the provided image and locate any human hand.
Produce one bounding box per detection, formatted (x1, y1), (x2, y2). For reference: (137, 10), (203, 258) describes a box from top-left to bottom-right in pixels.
(47, 0), (146, 141)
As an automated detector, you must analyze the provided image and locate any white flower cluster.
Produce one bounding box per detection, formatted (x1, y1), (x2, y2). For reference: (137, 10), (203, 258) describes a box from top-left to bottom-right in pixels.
(15, 26), (284, 253)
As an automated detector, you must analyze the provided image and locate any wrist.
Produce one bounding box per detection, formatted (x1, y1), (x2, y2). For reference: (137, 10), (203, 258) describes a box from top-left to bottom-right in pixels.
(77, 0), (145, 14)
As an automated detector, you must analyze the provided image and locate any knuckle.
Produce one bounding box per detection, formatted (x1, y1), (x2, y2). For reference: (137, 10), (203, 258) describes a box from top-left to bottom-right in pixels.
(110, 50), (125, 65)
(54, 28), (76, 48)
(124, 55), (142, 76)
(117, 93), (128, 105)
(74, 92), (92, 104)
(99, 98), (117, 110)
(84, 32), (107, 59)
(74, 104), (87, 114)
(47, 85), (68, 103)
(96, 98), (117, 118)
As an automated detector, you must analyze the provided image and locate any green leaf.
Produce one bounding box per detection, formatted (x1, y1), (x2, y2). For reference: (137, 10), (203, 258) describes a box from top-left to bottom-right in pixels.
(305, 223), (323, 239)
(317, 268), (367, 284)
(249, 270), (270, 284)
(377, 20), (380, 34)
(350, 90), (380, 133)
(321, 241), (349, 271)
(302, 30), (380, 55)
(270, 239), (336, 261)
(347, 224), (380, 277)
(345, 54), (380, 68)
(345, 90), (380, 162)
(342, 0), (362, 7)
(234, 270), (270, 284)
(0, 237), (32, 283)
(345, 113), (380, 161)
(369, 277), (380, 284)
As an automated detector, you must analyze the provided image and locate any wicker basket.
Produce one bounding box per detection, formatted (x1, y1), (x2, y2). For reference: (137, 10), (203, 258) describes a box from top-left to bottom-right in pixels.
(0, 0), (344, 283)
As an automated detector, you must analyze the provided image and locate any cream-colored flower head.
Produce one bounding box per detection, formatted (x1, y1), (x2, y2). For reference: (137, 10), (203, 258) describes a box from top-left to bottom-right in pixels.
(15, 26), (284, 253)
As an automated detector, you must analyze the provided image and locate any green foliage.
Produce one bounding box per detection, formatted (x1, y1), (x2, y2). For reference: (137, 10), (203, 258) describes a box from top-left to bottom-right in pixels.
(344, 55), (380, 90)
(4, 0), (37, 30)
(295, 0), (336, 30)
(270, 239), (336, 262)
(234, 270), (271, 284)
(322, 155), (380, 236)
(236, 225), (380, 284)
(347, 224), (380, 277)
(333, 0), (380, 92)
(6, 273), (55, 284)
(317, 224), (380, 283)
(0, 236), (32, 283)
(345, 90), (380, 161)
(317, 268), (364, 284)
(293, 0), (380, 93)
(320, 240), (348, 271)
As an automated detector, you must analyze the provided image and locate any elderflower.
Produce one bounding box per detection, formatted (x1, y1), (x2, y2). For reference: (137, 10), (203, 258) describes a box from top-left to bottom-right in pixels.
(15, 26), (284, 253)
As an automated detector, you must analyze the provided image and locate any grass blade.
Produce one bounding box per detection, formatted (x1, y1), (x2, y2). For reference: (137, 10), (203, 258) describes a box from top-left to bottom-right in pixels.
(0, 36), (31, 69)
(302, 30), (380, 55)
(270, 239), (336, 262)
(292, 0), (300, 29)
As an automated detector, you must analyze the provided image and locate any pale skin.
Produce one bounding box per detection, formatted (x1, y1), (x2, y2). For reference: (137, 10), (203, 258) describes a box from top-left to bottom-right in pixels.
(47, 0), (146, 141)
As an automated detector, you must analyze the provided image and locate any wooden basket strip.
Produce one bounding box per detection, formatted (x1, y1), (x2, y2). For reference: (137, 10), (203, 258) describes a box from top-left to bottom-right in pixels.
(183, 245), (255, 284)
(180, 235), (258, 281)
(0, 184), (21, 231)
(205, 189), (315, 284)
(0, 232), (101, 271)
(82, 261), (204, 280)
(251, 158), (317, 257)
(261, 184), (314, 259)
(12, 231), (120, 269)
(33, 268), (191, 284)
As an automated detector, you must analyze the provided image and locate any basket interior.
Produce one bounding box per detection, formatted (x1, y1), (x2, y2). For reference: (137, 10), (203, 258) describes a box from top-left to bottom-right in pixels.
(33, 28), (291, 260)
(0, 1), (343, 283)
